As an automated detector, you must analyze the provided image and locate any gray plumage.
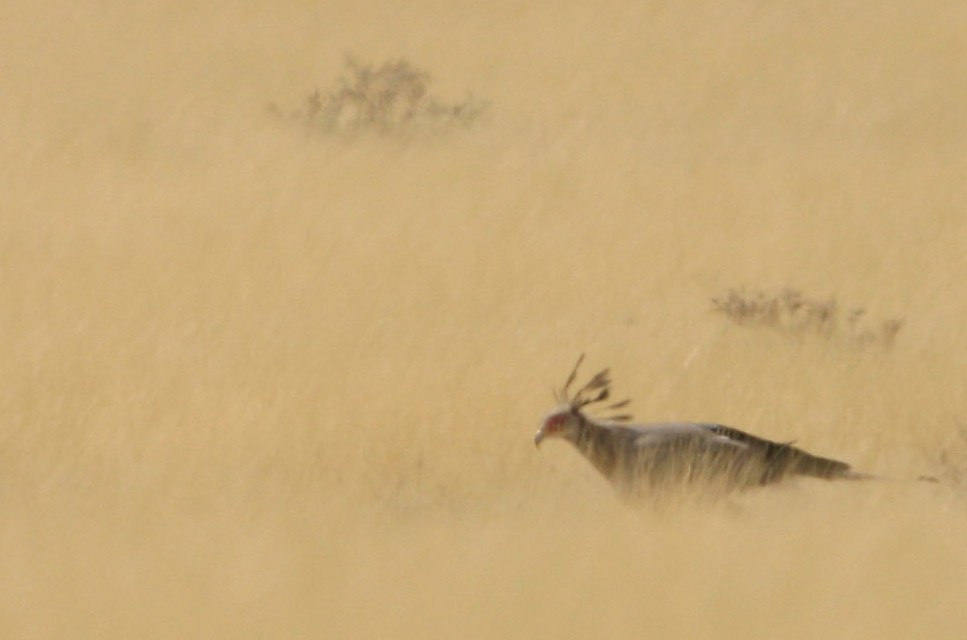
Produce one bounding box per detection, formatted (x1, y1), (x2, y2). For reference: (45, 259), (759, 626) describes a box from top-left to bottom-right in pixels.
(534, 356), (868, 497)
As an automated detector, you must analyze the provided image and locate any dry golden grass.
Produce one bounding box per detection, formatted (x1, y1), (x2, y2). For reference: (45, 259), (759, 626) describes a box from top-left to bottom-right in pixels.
(2, 1), (967, 637)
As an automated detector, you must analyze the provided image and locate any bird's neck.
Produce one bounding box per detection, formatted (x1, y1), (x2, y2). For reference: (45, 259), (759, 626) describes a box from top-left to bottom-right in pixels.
(572, 414), (603, 449)
(571, 415), (619, 478)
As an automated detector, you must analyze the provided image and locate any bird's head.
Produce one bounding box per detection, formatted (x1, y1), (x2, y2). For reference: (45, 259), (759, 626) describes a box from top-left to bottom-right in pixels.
(534, 406), (583, 447)
(534, 354), (632, 448)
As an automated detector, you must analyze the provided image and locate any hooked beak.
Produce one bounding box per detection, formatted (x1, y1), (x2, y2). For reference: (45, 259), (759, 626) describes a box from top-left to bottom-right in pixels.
(534, 429), (545, 448)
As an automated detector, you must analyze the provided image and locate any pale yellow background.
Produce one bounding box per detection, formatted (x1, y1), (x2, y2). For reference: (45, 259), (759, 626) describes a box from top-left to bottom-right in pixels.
(2, 1), (966, 638)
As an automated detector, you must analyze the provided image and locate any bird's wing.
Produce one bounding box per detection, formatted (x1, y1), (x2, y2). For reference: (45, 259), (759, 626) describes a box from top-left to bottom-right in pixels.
(606, 422), (855, 485)
(628, 423), (750, 451)
(702, 423), (853, 478)
(701, 423), (791, 449)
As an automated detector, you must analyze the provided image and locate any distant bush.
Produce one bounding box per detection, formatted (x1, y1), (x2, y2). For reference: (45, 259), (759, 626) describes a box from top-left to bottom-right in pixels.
(268, 56), (489, 136)
(711, 288), (904, 350)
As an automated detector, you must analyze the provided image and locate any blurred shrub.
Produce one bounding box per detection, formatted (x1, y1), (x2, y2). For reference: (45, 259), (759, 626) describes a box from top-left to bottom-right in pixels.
(712, 288), (904, 350)
(268, 56), (489, 136)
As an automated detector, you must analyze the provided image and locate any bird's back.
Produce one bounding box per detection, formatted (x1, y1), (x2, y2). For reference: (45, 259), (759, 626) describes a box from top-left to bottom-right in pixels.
(584, 421), (856, 494)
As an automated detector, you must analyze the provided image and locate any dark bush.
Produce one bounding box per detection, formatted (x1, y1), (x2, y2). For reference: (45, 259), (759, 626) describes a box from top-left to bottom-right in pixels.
(711, 287), (904, 350)
(269, 56), (488, 136)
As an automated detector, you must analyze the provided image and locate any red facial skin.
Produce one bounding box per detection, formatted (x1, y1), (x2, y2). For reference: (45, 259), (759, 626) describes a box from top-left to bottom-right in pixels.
(543, 414), (564, 434)
(535, 411), (568, 447)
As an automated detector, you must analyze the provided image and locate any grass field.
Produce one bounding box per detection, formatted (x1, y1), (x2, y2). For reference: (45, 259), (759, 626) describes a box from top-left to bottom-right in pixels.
(3, 1), (967, 637)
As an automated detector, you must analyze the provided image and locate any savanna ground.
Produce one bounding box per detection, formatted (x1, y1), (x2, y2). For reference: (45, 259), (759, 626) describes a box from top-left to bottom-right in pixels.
(3, 1), (967, 637)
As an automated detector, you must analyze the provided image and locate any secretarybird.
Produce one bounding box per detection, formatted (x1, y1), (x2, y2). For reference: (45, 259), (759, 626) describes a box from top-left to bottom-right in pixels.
(534, 355), (930, 498)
